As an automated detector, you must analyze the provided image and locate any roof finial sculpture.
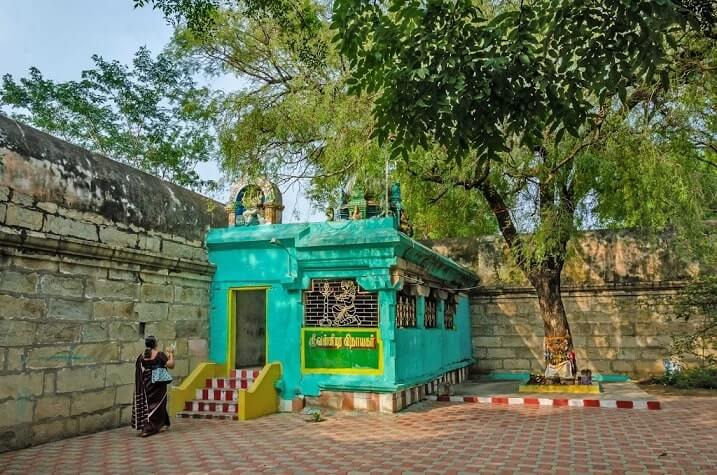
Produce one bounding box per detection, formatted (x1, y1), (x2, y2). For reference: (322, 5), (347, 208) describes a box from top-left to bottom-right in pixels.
(225, 177), (284, 227)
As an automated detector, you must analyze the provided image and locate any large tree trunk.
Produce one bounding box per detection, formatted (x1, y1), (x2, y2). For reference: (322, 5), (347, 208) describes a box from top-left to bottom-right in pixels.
(531, 267), (576, 378)
(481, 179), (577, 378)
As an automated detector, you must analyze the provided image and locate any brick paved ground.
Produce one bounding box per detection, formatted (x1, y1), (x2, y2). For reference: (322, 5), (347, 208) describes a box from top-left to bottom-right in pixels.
(1, 397), (715, 475)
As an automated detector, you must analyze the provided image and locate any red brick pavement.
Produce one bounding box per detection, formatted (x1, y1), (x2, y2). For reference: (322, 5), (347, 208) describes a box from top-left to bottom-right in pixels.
(1, 397), (715, 474)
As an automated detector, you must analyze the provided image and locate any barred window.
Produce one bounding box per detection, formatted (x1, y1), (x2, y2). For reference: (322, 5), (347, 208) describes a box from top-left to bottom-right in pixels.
(303, 279), (378, 327)
(444, 295), (456, 330)
(424, 294), (437, 328)
(396, 289), (416, 328)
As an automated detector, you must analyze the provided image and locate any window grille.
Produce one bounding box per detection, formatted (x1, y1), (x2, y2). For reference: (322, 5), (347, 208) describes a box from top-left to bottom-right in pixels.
(424, 294), (437, 328)
(303, 279), (378, 327)
(396, 289), (416, 328)
(444, 295), (456, 330)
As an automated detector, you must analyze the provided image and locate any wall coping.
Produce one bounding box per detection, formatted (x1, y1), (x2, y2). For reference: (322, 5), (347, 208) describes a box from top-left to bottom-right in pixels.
(0, 227), (215, 275)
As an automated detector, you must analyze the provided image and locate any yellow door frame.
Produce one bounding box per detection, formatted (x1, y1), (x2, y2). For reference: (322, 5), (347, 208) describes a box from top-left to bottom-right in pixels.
(227, 286), (270, 376)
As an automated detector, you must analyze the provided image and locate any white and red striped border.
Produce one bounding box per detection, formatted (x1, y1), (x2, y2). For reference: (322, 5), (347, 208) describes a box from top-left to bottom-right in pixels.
(427, 394), (661, 410)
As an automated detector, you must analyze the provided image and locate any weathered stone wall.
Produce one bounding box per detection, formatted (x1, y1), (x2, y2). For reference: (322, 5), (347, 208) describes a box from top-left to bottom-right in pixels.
(0, 115), (226, 452)
(430, 231), (712, 378)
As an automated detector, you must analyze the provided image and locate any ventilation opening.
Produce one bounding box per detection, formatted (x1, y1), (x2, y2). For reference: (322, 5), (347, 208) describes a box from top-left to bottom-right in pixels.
(139, 322), (146, 337)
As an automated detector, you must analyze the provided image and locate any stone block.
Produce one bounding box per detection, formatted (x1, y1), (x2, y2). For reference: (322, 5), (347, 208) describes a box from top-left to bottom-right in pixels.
(59, 260), (108, 279)
(109, 322), (139, 342)
(635, 323), (661, 336)
(0, 270), (38, 294)
(115, 384), (134, 405)
(173, 287), (209, 305)
(78, 409), (117, 434)
(502, 359), (531, 370)
(187, 338), (207, 359)
(10, 190), (34, 206)
(12, 255), (60, 273)
(641, 349), (666, 360)
(5, 204), (43, 231)
(584, 336), (611, 348)
(44, 215), (98, 241)
(99, 226), (138, 248)
(172, 358), (189, 377)
(81, 323), (109, 342)
(92, 301), (134, 321)
(35, 322), (81, 344)
(39, 275), (84, 297)
(108, 268), (138, 282)
(32, 420), (71, 445)
(43, 372), (56, 394)
(168, 304), (204, 321)
(0, 294), (46, 319)
(0, 372), (44, 399)
(611, 360), (635, 373)
(138, 235), (161, 253)
(120, 342), (144, 362)
(0, 320), (36, 345)
(472, 336), (501, 347)
(615, 348), (640, 360)
(0, 185), (9, 201)
(72, 343), (120, 366)
(26, 345), (73, 369)
(119, 405), (132, 425)
(70, 388), (116, 415)
(7, 348), (25, 371)
(174, 338), (189, 355)
(105, 363), (135, 386)
(86, 280), (139, 301)
(162, 240), (196, 260)
(36, 201), (58, 214)
(489, 348), (517, 359)
(139, 270), (168, 284)
(501, 336), (541, 348)
(141, 284), (174, 303)
(635, 336), (671, 348)
(146, 321), (176, 339)
(477, 359), (504, 370)
(175, 320), (203, 338)
(48, 298), (92, 320)
(0, 398), (34, 427)
(56, 366), (106, 393)
(34, 395), (71, 420)
(634, 360), (664, 375)
(134, 303), (168, 322)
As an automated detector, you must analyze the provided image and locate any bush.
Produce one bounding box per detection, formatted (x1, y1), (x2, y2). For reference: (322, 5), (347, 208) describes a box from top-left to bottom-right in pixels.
(654, 367), (717, 389)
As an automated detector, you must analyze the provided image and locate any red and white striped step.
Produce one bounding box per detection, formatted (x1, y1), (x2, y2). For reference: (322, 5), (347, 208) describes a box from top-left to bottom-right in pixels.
(177, 367), (261, 420)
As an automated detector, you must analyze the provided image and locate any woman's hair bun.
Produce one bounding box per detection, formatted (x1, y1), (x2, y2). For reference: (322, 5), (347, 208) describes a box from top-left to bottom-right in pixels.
(144, 335), (157, 349)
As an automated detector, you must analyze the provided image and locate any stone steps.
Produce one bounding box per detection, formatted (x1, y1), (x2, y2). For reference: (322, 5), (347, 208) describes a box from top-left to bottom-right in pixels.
(177, 367), (261, 420)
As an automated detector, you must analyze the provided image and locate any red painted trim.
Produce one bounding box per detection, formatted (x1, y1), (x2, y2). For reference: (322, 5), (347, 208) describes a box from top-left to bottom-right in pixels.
(616, 400), (634, 409)
(523, 398), (539, 405)
(491, 397), (508, 405)
(647, 401), (661, 410)
(583, 399), (601, 407)
(552, 399), (569, 407)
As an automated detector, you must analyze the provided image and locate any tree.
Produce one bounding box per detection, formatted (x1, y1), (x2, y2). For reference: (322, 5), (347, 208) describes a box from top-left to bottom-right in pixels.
(137, 0), (717, 375)
(331, 0), (717, 376)
(137, 0), (497, 235)
(0, 47), (217, 190)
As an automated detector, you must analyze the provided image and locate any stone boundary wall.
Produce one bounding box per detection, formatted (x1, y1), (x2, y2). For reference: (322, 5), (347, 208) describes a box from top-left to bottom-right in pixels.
(430, 231), (713, 378)
(0, 115), (227, 452)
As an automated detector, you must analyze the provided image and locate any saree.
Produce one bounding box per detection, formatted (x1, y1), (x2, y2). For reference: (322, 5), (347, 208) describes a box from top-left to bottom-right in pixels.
(131, 352), (171, 435)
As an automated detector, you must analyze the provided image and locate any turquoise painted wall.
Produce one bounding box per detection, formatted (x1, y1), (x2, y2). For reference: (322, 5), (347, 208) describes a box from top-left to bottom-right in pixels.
(206, 218), (477, 400)
(394, 294), (472, 385)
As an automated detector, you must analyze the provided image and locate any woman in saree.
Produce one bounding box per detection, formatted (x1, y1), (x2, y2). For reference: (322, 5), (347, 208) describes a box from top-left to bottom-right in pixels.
(131, 335), (175, 437)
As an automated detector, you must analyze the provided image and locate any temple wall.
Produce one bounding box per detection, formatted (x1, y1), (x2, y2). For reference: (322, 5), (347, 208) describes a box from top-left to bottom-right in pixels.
(0, 115), (226, 452)
(429, 231), (713, 378)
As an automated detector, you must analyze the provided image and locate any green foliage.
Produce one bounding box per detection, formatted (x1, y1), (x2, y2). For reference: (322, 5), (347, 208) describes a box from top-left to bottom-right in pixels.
(0, 47), (217, 190)
(656, 367), (717, 389)
(669, 276), (717, 368)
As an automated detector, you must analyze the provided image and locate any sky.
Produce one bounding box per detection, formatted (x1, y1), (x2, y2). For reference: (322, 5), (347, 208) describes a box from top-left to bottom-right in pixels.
(0, 0), (321, 222)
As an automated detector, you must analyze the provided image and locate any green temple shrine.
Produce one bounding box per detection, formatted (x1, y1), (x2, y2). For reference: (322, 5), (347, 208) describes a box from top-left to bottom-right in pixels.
(170, 179), (478, 419)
